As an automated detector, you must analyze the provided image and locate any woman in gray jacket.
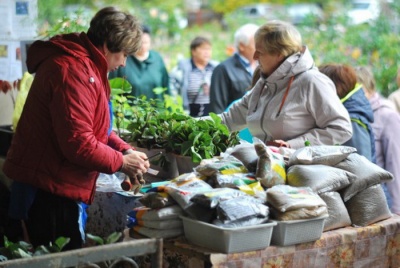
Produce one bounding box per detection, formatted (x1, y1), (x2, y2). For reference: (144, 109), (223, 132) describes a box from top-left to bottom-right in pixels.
(220, 20), (352, 149)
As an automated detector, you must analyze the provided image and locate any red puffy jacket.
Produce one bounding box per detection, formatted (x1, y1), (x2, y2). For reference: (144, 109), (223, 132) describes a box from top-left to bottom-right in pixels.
(3, 33), (131, 204)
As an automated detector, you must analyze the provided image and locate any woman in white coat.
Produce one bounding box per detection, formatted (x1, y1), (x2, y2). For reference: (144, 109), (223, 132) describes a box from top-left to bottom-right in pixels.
(220, 20), (352, 149)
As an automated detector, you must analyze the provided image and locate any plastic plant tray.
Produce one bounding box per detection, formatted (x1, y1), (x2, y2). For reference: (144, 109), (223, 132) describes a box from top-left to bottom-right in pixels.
(270, 215), (328, 246)
(180, 216), (277, 253)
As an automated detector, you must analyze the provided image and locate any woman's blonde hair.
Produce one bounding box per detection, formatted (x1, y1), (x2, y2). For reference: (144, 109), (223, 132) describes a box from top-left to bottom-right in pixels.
(255, 20), (302, 57)
(87, 6), (142, 55)
(355, 66), (376, 94)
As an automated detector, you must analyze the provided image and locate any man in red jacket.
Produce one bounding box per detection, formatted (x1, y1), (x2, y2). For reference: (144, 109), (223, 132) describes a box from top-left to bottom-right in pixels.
(3, 7), (149, 250)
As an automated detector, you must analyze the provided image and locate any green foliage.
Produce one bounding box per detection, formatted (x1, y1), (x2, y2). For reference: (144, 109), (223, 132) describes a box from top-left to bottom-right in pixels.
(109, 78), (184, 148)
(84, 232), (123, 267)
(125, 96), (174, 150)
(298, 6), (400, 96)
(111, 91), (239, 163)
(166, 113), (240, 163)
(157, 2), (400, 97)
(86, 232), (122, 246)
(39, 7), (90, 37)
(109, 77), (134, 137)
(0, 236), (70, 261)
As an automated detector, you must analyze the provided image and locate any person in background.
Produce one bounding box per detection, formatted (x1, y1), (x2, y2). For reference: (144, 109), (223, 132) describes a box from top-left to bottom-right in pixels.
(169, 36), (219, 117)
(388, 67), (400, 112)
(3, 7), (150, 250)
(319, 63), (376, 162)
(108, 24), (170, 101)
(209, 23), (259, 114)
(224, 66), (261, 143)
(355, 65), (400, 215)
(219, 20), (352, 149)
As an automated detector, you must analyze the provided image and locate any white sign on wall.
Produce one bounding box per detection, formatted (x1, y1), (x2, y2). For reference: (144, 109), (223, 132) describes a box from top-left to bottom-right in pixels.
(0, 0), (38, 81)
(0, 0), (38, 39)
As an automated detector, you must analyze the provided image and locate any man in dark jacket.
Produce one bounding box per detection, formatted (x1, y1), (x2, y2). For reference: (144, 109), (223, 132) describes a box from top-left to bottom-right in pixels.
(209, 23), (259, 114)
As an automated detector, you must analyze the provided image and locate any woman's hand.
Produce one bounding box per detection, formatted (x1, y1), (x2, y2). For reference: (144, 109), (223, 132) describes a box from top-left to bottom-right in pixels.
(271, 140), (291, 148)
(120, 150), (150, 178)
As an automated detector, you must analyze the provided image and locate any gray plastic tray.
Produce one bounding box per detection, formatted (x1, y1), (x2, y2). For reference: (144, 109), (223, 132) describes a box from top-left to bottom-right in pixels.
(270, 215), (328, 246)
(180, 216), (277, 253)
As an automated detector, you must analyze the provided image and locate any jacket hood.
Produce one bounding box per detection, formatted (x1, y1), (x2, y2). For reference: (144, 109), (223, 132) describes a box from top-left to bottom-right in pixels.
(369, 92), (395, 112)
(27, 32), (107, 75)
(343, 87), (374, 123)
(261, 46), (315, 83)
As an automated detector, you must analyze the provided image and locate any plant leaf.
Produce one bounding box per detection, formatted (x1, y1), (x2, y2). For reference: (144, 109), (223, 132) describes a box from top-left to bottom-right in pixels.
(105, 232), (122, 244)
(86, 233), (104, 245)
(54, 237), (70, 251)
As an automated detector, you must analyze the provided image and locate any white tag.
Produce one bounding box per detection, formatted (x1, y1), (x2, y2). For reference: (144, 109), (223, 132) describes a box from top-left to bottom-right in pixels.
(147, 168), (159, 175)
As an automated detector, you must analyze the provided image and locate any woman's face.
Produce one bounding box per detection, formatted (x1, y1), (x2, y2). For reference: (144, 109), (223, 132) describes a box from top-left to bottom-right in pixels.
(105, 51), (127, 72)
(191, 43), (212, 66)
(253, 40), (284, 77)
(136, 33), (151, 56)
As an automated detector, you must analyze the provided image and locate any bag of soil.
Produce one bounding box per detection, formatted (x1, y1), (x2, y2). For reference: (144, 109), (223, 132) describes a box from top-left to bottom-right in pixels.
(216, 195), (269, 222)
(270, 205), (328, 221)
(195, 155), (248, 177)
(288, 145), (356, 167)
(267, 185), (326, 213)
(139, 192), (176, 209)
(212, 216), (269, 228)
(287, 164), (356, 194)
(254, 139), (286, 188)
(226, 142), (259, 172)
(190, 188), (247, 209)
(164, 173), (213, 210)
(336, 153), (394, 201)
(208, 173), (266, 200)
(319, 191), (351, 231)
(345, 184), (392, 227)
(127, 205), (184, 221)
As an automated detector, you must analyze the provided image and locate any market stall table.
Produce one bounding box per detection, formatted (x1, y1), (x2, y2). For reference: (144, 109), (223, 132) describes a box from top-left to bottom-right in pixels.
(132, 214), (400, 268)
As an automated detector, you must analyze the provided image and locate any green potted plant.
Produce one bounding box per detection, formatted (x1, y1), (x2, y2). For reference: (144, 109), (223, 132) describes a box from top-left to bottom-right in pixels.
(165, 113), (240, 174)
(110, 81), (240, 176)
(0, 236), (70, 261)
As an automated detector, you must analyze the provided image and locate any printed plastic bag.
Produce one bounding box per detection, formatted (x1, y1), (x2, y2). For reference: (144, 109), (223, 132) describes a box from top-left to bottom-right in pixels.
(190, 188), (246, 208)
(225, 142), (259, 172)
(96, 173), (124, 192)
(254, 138), (286, 188)
(266, 185), (326, 213)
(164, 173), (213, 209)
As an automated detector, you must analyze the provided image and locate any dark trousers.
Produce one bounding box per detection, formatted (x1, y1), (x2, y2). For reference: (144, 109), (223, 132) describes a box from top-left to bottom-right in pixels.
(189, 103), (210, 117)
(25, 189), (83, 250)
